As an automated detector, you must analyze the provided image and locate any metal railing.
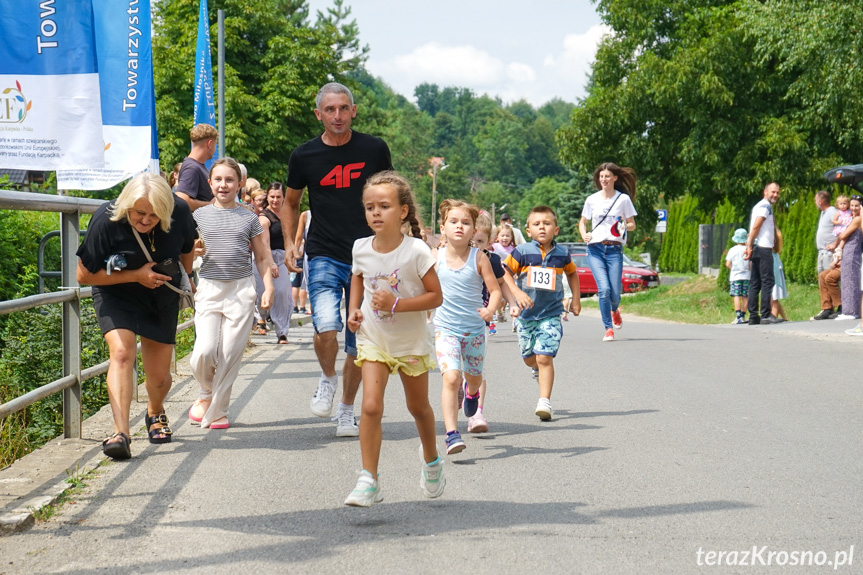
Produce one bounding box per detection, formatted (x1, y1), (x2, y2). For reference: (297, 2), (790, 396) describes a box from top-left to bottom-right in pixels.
(0, 189), (193, 438)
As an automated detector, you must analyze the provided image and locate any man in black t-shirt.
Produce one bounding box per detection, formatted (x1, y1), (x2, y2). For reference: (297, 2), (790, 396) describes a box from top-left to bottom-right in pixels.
(282, 82), (393, 437)
(175, 123), (217, 212)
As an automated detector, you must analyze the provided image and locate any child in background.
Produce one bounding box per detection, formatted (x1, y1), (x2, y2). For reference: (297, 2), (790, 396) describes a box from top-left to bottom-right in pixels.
(434, 200), (502, 454)
(492, 224), (516, 257)
(833, 195), (852, 237)
(771, 229), (789, 322)
(345, 171), (444, 507)
(503, 206), (580, 421)
(561, 279), (573, 321)
(725, 228), (751, 325)
(469, 212), (525, 432)
(492, 223), (516, 323)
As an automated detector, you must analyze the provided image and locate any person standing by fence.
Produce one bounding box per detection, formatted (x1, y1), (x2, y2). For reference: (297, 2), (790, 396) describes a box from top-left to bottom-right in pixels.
(813, 190), (840, 320)
(744, 183), (780, 325)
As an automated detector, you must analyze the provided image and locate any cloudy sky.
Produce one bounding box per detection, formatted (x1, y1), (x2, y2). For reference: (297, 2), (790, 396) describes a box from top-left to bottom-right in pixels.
(305, 0), (608, 107)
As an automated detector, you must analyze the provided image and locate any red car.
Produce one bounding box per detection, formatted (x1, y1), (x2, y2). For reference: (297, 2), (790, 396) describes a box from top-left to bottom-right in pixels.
(571, 253), (660, 296)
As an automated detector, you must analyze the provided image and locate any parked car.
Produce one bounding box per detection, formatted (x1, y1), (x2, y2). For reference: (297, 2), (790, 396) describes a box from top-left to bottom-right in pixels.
(559, 241), (655, 271)
(571, 253), (660, 295)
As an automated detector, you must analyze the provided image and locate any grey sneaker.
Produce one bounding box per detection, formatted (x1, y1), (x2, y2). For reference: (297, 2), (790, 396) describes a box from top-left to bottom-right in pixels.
(418, 444), (446, 499)
(310, 376), (336, 417)
(344, 471), (383, 507)
(335, 407), (359, 437)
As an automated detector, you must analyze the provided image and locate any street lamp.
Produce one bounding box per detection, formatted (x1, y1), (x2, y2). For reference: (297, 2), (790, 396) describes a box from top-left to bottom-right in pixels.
(491, 203), (507, 226)
(428, 156), (448, 232)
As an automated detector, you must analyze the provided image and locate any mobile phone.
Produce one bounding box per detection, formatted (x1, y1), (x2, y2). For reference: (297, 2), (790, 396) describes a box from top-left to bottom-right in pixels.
(152, 258), (180, 277)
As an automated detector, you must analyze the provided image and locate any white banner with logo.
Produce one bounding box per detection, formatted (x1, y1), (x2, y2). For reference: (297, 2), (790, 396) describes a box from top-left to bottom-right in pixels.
(57, 0), (158, 190)
(0, 0), (105, 171)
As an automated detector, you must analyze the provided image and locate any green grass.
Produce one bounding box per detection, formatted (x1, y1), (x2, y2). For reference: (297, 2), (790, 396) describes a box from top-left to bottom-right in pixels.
(29, 462), (102, 522)
(580, 276), (821, 324)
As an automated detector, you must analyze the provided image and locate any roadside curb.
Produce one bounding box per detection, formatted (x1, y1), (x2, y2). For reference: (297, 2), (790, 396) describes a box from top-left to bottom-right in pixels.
(0, 315), (313, 536)
(0, 357), (197, 536)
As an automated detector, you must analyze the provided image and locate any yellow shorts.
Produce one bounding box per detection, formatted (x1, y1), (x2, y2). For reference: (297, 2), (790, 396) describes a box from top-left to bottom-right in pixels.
(355, 344), (436, 377)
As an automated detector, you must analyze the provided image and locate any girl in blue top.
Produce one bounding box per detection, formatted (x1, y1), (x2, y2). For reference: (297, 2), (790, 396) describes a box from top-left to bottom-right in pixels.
(433, 200), (502, 455)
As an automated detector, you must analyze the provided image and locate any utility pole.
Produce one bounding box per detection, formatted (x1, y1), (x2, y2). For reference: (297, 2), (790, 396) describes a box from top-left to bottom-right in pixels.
(428, 156), (447, 231)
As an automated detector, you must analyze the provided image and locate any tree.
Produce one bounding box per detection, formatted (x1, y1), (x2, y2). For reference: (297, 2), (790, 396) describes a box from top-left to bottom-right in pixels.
(152, 0), (365, 184)
(558, 0), (863, 219)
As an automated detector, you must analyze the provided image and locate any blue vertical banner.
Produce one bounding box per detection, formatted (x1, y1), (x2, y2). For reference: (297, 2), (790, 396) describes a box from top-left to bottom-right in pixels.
(0, 0), (105, 170)
(194, 0), (218, 168)
(58, 0), (158, 190)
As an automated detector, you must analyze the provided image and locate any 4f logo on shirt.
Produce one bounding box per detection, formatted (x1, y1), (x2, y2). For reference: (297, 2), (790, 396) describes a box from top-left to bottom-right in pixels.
(320, 163), (366, 188)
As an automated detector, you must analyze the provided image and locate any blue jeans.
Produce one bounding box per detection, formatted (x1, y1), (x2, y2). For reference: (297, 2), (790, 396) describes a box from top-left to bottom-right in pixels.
(307, 256), (356, 356)
(587, 243), (623, 329)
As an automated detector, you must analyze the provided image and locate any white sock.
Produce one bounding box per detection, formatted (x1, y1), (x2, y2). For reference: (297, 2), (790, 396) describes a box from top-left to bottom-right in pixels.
(338, 402), (352, 414)
(321, 372), (337, 385)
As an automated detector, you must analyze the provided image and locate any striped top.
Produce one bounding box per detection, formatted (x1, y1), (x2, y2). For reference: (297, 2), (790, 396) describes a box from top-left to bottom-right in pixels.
(194, 204), (264, 281)
(504, 240), (577, 321)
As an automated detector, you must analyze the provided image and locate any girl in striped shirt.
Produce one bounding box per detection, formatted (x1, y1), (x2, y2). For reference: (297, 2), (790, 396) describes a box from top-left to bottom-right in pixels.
(188, 157), (275, 429)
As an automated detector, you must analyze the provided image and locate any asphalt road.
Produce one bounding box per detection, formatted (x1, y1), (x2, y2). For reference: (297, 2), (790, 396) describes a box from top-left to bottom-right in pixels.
(1, 310), (861, 574)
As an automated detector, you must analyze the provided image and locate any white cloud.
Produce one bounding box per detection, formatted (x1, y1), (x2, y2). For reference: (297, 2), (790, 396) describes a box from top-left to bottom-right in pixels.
(506, 62), (536, 84)
(370, 43), (506, 90)
(367, 24), (610, 107)
(540, 24), (611, 102)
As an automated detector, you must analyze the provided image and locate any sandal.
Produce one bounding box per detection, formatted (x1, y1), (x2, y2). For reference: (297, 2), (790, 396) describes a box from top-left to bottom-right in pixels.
(278, 335), (288, 344)
(102, 432), (131, 460)
(145, 411), (173, 444)
(256, 321), (267, 335)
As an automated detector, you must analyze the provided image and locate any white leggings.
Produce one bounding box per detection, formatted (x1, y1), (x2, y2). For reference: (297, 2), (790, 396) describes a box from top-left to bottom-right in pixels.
(190, 276), (256, 427)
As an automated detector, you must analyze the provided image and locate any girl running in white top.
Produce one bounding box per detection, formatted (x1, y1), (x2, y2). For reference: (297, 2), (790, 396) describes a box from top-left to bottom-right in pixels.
(344, 171), (445, 507)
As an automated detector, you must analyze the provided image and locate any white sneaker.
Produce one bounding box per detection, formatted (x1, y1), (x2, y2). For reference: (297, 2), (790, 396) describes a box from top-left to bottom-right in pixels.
(835, 314), (859, 321)
(845, 326), (863, 336)
(335, 407), (359, 437)
(344, 470), (383, 507)
(535, 398), (553, 421)
(418, 444), (446, 499)
(310, 376), (337, 417)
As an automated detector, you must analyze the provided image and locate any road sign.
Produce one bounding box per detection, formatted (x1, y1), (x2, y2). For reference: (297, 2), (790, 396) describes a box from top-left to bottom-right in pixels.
(656, 209), (668, 221)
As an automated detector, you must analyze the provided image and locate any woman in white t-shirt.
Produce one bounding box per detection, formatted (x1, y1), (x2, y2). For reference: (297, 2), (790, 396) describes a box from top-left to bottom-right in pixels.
(578, 162), (638, 342)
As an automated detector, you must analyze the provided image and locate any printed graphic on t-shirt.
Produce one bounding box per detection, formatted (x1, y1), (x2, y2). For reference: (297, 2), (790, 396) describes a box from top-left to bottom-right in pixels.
(609, 217), (626, 239)
(369, 269), (401, 321)
(320, 163), (366, 189)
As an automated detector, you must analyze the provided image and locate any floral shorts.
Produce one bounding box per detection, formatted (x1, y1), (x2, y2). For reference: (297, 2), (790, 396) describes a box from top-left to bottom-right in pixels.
(516, 316), (563, 358)
(729, 280), (749, 297)
(355, 343), (435, 377)
(434, 328), (486, 376)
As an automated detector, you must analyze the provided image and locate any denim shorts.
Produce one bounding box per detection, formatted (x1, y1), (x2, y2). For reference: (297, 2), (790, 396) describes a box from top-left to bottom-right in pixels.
(516, 316), (563, 358)
(307, 256), (356, 355)
(434, 327), (486, 376)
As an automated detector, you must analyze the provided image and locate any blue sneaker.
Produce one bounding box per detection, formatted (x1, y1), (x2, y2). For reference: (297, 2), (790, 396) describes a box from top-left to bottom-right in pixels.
(463, 381), (479, 417)
(445, 431), (465, 454)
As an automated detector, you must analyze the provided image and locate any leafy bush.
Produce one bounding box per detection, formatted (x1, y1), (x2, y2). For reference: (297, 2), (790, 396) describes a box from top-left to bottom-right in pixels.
(0, 267), (110, 466)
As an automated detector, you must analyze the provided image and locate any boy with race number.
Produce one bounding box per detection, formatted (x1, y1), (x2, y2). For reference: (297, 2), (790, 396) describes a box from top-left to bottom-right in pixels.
(503, 206), (580, 421)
